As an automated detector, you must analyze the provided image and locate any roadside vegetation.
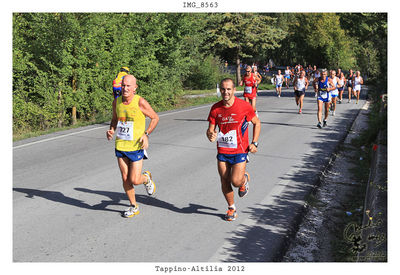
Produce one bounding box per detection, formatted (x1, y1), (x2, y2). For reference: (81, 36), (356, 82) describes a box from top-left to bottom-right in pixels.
(13, 13), (386, 141)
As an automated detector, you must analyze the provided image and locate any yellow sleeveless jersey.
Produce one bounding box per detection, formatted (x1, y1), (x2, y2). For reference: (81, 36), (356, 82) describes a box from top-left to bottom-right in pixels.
(115, 95), (146, 152)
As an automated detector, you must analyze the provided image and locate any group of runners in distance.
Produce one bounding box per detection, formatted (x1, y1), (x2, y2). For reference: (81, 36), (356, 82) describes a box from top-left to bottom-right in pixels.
(107, 63), (363, 221)
(274, 65), (363, 128)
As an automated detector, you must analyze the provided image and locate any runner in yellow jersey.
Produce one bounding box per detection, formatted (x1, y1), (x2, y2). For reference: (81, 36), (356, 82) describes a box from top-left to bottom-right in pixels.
(113, 67), (130, 99)
(106, 75), (159, 218)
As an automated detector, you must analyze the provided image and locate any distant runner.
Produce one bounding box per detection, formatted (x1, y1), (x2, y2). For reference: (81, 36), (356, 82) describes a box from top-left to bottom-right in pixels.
(337, 72), (347, 104)
(314, 69), (336, 128)
(240, 65), (259, 116)
(207, 78), (261, 221)
(274, 70), (284, 98)
(313, 67), (321, 98)
(353, 71), (364, 104)
(329, 70), (339, 116)
(347, 69), (354, 103)
(112, 67), (130, 99)
(293, 70), (309, 114)
(284, 66), (292, 88)
(107, 75), (159, 218)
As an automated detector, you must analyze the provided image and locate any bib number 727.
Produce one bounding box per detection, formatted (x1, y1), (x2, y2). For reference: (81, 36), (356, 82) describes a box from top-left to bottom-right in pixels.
(116, 121), (134, 141)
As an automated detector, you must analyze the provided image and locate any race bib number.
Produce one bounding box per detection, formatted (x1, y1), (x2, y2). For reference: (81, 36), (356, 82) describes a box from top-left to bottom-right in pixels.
(319, 91), (328, 99)
(116, 121), (134, 141)
(244, 86), (252, 94)
(217, 130), (238, 149)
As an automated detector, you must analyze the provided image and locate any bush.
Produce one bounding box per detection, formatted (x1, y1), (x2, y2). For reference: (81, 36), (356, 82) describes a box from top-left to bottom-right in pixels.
(183, 56), (222, 90)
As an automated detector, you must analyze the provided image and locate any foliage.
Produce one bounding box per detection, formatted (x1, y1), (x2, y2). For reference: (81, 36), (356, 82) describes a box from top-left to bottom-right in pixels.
(12, 13), (387, 138)
(204, 13), (287, 83)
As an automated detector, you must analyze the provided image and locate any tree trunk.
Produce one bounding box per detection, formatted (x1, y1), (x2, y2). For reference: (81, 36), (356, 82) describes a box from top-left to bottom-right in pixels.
(58, 87), (63, 128)
(71, 76), (77, 125)
(236, 55), (241, 87)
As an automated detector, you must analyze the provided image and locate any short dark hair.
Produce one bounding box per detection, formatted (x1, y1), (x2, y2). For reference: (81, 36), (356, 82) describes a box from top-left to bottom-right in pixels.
(220, 78), (235, 88)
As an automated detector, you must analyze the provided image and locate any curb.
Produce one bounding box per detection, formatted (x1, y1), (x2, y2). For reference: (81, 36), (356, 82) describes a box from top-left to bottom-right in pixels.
(276, 100), (371, 261)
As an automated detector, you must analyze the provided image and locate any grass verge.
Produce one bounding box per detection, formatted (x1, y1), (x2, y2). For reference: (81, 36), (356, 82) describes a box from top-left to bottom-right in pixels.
(330, 85), (386, 262)
(13, 92), (221, 142)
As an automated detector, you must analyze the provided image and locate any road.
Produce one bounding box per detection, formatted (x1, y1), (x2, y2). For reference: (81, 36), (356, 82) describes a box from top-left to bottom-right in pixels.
(13, 87), (366, 262)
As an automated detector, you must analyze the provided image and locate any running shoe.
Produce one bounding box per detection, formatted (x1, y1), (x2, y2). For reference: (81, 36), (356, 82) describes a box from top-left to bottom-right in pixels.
(278, 94), (281, 98)
(348, 99), (351, 103)
(239, 172), (250, 197)
(299, 109), (302, 114)
(317, 122), (322, 129)
(225, 207), (237, 221)
(339, 100), (342, 104)
(143, 171), (156, 196)
(323, 120), (327, 127)
(123, 205), (139, 218)
(332, 111), (336, 116)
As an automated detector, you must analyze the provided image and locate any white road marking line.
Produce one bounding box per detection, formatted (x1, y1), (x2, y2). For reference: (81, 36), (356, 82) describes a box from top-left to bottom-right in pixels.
(13, 104), (213, 149)
(13, 125), (108, 149)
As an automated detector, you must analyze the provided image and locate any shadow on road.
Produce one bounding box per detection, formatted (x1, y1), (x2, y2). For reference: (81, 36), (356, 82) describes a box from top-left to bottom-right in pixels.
(13, 187), (223, 219)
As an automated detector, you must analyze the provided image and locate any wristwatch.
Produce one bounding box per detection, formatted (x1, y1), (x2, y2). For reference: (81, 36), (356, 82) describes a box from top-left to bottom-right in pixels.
(145, 131), (150, 136)
(252, 142), (258, 148)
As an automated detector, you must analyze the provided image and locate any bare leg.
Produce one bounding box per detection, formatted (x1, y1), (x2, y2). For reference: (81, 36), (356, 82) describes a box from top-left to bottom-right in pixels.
(117, 158), (147, 206)
(299, 94), (305, 111)
(217, 161), (247, 207)
(317, 100), (323, 122)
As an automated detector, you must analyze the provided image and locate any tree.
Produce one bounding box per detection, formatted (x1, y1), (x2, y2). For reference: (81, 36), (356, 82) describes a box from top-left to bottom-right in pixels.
(205, 13), (287, 84)
(339, 13), (387, 83)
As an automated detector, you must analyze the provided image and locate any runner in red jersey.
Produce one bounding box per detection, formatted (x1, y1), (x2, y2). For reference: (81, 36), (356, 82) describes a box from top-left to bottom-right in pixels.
(207, 78), (261, 221)
(240, 65), (259, 117)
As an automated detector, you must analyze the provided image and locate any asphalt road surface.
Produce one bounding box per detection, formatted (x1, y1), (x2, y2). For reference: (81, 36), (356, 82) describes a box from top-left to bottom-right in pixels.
(13, 87), (366, 262)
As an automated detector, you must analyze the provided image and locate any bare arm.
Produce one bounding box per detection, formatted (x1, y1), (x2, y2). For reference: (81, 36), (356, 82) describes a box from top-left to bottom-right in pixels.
(206, 122), (217, 142)
(106, 99), (118, 140)
(248, 115), (261, 153)
(138, 97), (159, 149)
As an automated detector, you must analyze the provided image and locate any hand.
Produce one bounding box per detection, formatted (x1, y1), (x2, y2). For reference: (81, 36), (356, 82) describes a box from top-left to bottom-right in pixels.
(106, 129), (114, 140)
(139, 134), (149, 149)
(249, 144), (258, 153)
(207, 129), (218, 142)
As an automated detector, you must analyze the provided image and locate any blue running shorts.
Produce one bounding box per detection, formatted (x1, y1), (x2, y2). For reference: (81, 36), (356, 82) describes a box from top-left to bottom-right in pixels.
(115, 149), (145, 162)
(217, 153), (248, 165)
(318, 96), (331, 103)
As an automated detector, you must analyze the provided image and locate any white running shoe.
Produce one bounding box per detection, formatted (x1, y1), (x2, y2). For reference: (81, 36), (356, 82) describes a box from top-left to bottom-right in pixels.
(123, 205), (139, 218)
(143, 171), (156, 196)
